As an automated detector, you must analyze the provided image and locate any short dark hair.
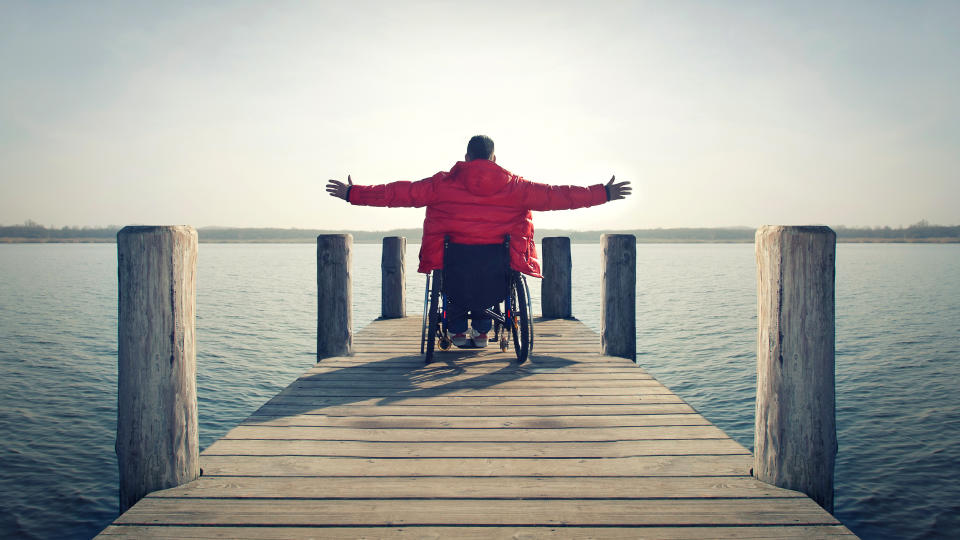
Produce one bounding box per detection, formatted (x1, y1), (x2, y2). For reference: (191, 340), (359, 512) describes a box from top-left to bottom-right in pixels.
(466, 135), (495, 161)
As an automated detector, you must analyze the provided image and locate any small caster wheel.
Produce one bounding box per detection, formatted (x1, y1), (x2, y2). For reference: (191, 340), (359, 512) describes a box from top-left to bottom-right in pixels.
(439, 337), (452, 351)
(499, 338), (509, 352)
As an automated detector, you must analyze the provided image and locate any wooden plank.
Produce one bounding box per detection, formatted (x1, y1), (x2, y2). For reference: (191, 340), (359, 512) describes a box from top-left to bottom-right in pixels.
(353, 347), (610, 355)
(113, 497), (838, 527)
(312, 358), (638, 369)
(350, 343), (604, 349)
(241, 413), (712, 428)
(269, 385), (677, 397)
(219, 424), (733, 442)
(148, 475), (805, 499)
(203, 438), (751, 457)
(99, 525), (857, 539)
(198, 454), (753, 477)
(351, 334), (599, 340)
(301, 369), (655, 380)
(251, 403), (698, 417)
(316, 351), (629, 362)
(308, 363), (645, 373)
(349, 343), (603, 351)
(309, 362), (643, 372)
(302, 362), (653, 380)
(284, 380), (669, 390)
(289, 379), (666, 390)
(288, 376), (660, 387)
(265, 394), (685, 406)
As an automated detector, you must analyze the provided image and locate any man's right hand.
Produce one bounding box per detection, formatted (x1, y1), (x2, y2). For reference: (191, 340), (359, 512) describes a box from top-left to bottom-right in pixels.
(326, 175), (353, 201)
(605, 175), (632, 201)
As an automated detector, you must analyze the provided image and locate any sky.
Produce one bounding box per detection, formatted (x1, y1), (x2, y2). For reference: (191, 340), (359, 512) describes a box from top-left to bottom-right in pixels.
(1, 0), (957, 231)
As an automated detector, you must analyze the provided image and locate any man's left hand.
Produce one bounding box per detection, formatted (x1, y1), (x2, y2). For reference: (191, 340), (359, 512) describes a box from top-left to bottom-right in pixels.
(326, 175), (353, 201)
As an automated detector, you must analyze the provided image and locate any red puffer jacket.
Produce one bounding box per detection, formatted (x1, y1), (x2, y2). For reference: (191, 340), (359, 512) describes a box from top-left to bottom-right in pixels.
(348, 160), (608, 277)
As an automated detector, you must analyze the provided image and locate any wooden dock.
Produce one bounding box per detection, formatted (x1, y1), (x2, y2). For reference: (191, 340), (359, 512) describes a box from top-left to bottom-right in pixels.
(99, 316), (854, 538)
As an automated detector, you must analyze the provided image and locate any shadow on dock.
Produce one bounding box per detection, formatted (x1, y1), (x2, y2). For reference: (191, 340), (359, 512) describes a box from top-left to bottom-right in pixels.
(248, 349), (577, 418)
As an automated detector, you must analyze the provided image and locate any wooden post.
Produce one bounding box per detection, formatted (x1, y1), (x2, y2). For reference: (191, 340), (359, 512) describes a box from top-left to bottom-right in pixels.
(754, 225), (837, 512)
(317, 234), (352, 359)
(541, 236), (572, 318)
(381, 236), (406, 319)
(116, 225), (199, 513)
(601, 234), (636, 360)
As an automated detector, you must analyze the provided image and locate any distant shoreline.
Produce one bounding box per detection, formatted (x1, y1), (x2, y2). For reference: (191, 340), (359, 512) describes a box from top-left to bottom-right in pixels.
(3, 237), (958, 244)
(3, 223), (957, 244)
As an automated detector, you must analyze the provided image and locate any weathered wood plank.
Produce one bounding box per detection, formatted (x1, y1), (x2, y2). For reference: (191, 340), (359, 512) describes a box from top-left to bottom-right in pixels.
(308, 361), (641, 372)
(345, 346), (613, 356)
(203, 438), (750, 458)
(198, 454), (753, 477)
(99, 525), (857, 539)
(286, 380), (665, 390)
(251, 403), (698, 416)
(148, 475), (804, 499)
(314, 354), (633, 366)
(313, 360), (630, 369)
(301, 369), (654, 380)
(114, 497), (838, 527)
(289, 377), (660, 388)
(219, 424), (733, 442)
(265, 394), (685, 406)
(241, 413), (712, 428)
(270, 385), (676, 397)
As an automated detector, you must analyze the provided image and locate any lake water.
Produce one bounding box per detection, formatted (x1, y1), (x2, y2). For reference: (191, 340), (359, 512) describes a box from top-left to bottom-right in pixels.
(0, 242), (957, 539)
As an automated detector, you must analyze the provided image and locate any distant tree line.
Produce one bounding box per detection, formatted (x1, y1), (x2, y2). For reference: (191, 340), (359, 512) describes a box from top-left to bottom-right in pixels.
(0, 220), (118, 240)
(834, 220), (959, 240)
(534, 228), (757, 243)
(2, 220), (957, 243)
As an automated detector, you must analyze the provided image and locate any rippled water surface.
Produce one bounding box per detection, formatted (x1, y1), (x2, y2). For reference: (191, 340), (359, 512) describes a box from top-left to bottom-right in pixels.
(0, 242), (957, 539)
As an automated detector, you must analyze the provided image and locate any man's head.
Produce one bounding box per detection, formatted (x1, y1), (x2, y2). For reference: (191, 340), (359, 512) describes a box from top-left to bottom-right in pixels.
(466, 135), (495, 162)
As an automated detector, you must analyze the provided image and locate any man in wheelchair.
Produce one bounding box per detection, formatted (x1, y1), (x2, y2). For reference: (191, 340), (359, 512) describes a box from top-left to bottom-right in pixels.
(441, 239), (512, 349)
(327, 135), (631, 360)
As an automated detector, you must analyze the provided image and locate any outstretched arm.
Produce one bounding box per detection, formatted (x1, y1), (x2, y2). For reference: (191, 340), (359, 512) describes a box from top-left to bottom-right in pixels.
(509, 174), (631, 211)
(326, 175), (353, 201)
(604, 175), (631, 201)
(326, 172), (443, 208)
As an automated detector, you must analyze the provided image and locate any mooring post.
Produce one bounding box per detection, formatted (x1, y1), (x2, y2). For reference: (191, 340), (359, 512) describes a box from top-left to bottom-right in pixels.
(116, 225), (199, 513)
(601, 234), (636, 360)
(381, 236), (406, 319)
(542, 236), (572, 318)
(754, 225), (837, 512)
(317, 234), (352, 360)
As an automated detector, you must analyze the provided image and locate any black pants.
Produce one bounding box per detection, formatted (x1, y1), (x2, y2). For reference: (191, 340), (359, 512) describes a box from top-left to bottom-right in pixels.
(447, 303), (493, 334)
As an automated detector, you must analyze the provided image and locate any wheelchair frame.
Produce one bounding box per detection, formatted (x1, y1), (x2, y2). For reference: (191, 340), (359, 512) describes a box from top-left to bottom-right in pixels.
(420, 237), (534, 365)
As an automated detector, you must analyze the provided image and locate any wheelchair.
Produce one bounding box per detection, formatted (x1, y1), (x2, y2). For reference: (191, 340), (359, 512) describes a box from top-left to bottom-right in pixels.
(420, 236), (533, 365)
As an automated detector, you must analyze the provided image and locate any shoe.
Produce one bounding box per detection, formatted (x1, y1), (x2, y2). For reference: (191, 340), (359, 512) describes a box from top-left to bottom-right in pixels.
(471, 331), (489, 348)
(448, 331), (469, 348)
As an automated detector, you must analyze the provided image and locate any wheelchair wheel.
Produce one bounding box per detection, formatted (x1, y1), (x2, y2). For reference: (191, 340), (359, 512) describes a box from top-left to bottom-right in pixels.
(509, 272), (531, 365)
(420, 274), (431, 354)
(523, 272), (534, 353)
(424, 270), (443, 364)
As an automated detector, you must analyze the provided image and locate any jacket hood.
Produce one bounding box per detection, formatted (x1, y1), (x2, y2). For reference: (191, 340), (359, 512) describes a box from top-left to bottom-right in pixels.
(448, 160), (512, 196)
